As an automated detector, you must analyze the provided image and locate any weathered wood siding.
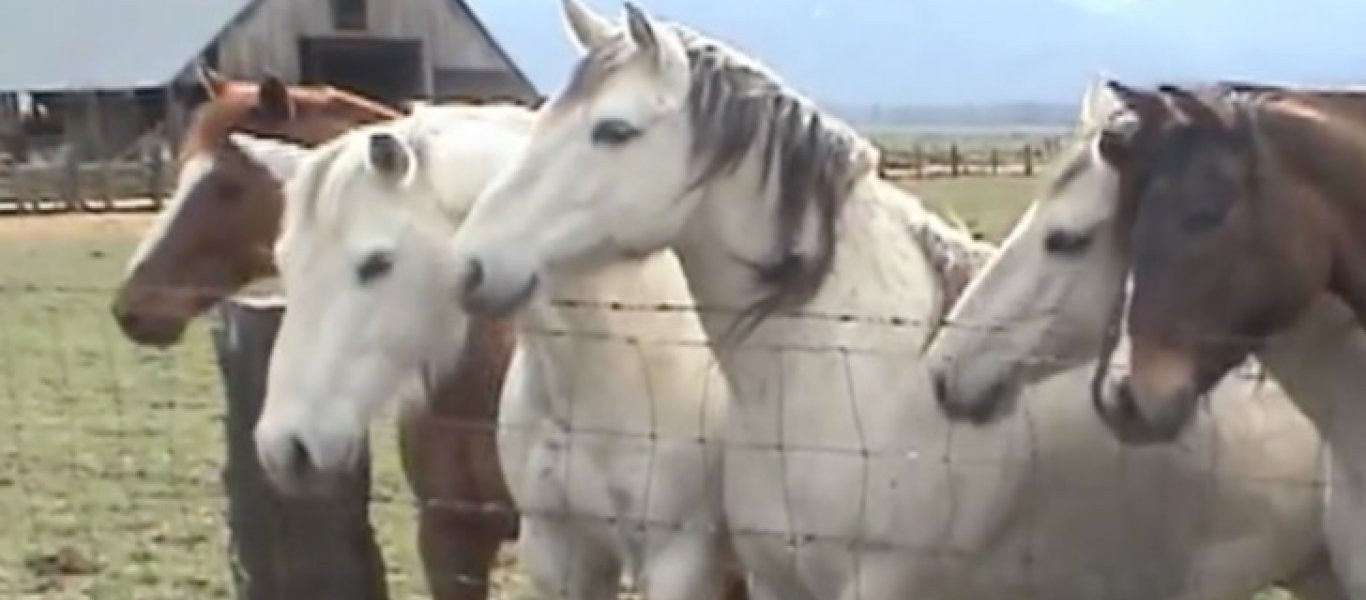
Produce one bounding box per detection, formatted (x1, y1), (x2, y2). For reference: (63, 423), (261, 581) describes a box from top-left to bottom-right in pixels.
(213, 0), (520, 96)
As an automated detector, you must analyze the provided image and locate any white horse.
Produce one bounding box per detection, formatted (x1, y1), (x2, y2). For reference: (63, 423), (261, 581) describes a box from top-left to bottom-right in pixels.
(449, 2), (1331, 599)
(927, 79), (1366, 599)
(242, 105), (738, 600)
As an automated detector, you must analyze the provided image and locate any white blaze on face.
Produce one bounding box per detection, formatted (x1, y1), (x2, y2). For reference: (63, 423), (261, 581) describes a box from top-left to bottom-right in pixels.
(124, 153), (216, 275)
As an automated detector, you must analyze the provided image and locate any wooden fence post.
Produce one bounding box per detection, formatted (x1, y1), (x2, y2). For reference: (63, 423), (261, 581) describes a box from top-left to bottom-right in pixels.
(211, 298), (389, 600)
(149, 145), (166, 211)
(949, 144), (961, 178)
(1022, 143), (1035, 177)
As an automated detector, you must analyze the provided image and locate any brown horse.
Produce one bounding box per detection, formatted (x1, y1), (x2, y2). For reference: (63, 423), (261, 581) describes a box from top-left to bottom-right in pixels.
(110, 67), (518, 599)
(1091, 81), (1366, 443)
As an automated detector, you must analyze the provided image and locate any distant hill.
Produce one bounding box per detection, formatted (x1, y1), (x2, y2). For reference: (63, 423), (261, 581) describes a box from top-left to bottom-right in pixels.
(469, 0), (1365, 123)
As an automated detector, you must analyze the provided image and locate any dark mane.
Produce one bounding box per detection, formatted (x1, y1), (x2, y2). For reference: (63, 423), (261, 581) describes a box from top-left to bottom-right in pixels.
(560, 24), (879, 331)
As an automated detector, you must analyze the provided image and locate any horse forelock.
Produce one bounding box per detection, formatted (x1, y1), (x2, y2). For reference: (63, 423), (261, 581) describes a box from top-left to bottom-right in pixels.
(278, 115), (450, 256)
(277, 135), (355, 258)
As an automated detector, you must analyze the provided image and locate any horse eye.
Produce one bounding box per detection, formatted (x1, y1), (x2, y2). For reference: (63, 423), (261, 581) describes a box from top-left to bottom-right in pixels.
(356, 251), (393, 285)
(591, 119), (641, 146)
(1043, 229), (1093, 255)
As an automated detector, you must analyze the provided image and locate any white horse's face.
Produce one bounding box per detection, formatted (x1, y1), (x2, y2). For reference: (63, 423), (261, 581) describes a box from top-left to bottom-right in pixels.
(927, 81), (1130, 424)
(250, 127), (473, 493)
(454, 1), (697, 315)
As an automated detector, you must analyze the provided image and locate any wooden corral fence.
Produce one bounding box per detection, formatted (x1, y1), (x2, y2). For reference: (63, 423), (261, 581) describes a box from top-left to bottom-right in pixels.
(0, 126), (171, 215)
(877, 137), (1067, 180)
(211, 297), (388, 600)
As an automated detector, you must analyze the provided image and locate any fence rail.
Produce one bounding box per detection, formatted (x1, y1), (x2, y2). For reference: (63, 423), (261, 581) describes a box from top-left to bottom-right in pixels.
(876, 136), (1068, 179)
(0, 159), (168, 214)
(0, 124), (172, 215)
(0, 280), (1330, 599)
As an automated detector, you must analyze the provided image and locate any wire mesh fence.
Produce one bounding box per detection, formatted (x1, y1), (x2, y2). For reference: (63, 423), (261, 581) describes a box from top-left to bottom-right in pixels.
(0, 272), (1335, 599)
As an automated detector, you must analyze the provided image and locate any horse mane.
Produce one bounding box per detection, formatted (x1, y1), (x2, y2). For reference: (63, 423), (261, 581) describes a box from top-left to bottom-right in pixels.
(300, 85), (405, 122)
(275, 132), (355, 259)
(904, 201), (995, 331)
(563, 24), (884, 329)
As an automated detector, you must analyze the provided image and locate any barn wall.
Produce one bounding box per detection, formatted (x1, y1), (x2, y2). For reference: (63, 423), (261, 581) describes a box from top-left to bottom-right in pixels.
(213, 0), (519, 96)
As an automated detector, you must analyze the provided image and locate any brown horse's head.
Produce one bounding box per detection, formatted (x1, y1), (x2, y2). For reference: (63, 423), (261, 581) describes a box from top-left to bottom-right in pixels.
(1092, 82), (1337, 443)
(112, 66), (402, 347)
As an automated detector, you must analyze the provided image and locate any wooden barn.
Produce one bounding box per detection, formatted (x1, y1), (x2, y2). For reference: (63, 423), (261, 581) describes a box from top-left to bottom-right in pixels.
(212, 0), (540, 106)
(0, 0), (538, 167)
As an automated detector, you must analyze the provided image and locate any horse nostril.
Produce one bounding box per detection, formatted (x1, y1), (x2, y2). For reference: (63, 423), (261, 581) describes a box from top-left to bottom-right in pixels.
(463, 257), (485, 294)
(1112, 377), (1141, 420)
(286, 436), (314, 481)
(931, 371), (949, 406)
(114, 308), (138, 328)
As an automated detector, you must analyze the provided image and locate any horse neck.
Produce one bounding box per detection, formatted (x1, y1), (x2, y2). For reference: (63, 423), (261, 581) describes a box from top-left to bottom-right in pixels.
(1256, 296), (1366, 447)
(1256, 97), (1366, 324)
(665, 155), (978, 451)
(518, 255), (706, 431)
(425, 113), (534, 221)
(324, 92), (403, 124)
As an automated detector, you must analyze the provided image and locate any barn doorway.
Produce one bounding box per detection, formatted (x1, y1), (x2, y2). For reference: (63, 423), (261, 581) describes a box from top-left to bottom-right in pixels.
(299, 37), (423, 105)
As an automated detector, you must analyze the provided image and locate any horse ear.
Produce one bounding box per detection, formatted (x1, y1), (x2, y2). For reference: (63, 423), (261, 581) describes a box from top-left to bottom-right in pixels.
(1079, 76), (1121, 129)
(368, 132), (414, 182)
(562, 0), (615, 52)
(1158, 85), (1225, 129)
(622, 2), (687, 83)
(623, 3), (659, 55)
(197, 63), (229, 99)
(257, 76), (295, 121)
(1105, 80), (1167, 121)
(229, 132), (309, 183)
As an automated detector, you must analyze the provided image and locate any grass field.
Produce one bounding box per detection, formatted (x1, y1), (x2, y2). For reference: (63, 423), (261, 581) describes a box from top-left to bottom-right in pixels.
(0, 175), (1292, 600)
(865, 124), (1070, 157)
(0, 175), (1037, 599)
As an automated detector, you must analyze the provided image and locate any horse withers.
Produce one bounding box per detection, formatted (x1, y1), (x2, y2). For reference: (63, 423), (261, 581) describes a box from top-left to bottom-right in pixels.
(108, 68), (517, 600)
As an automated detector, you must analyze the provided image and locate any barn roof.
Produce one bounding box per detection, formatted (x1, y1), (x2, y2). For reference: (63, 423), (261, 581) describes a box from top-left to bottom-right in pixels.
(448, 0), (541, 98)
(0, 0), (251, 93)
(460, 0), (577, 96)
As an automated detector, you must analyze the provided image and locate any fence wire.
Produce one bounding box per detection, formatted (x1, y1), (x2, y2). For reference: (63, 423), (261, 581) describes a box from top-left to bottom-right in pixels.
(0, 281), (1340, 600)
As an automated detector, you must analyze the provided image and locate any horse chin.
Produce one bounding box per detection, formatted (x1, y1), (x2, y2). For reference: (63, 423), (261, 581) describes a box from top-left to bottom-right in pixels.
(932, 368), (1021, 426)
(462, 271), (539, 318)
(1094, 376), (1196, 446)
(262, 463), (343, 499)
(111, 284), (223, 348)
(112, 308), (189, 348)
(255, 426), (365, 498)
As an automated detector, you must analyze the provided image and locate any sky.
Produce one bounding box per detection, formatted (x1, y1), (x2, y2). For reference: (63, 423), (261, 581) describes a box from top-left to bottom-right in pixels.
(1060, 0), (1136, 12)
(469, 0), (1364, 105)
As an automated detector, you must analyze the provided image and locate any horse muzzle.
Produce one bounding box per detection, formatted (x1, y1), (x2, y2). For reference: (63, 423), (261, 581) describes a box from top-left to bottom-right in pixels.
(1093, 375), (1197, 445)
(459, 255), (539, 317)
